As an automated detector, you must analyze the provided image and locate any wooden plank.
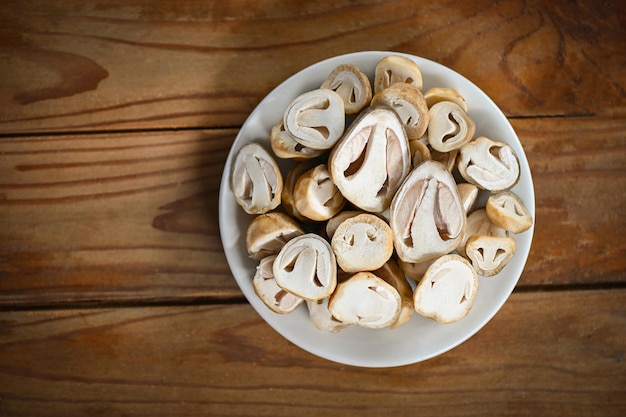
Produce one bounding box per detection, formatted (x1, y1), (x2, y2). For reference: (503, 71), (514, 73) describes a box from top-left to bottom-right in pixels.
(0, 290), (624, 416)
(1, 0), (624, 134)
(1, 117), (625, 306)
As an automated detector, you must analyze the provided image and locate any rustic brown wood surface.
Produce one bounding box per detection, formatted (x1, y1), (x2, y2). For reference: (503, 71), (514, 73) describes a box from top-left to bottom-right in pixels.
(1, 0), (625, 415)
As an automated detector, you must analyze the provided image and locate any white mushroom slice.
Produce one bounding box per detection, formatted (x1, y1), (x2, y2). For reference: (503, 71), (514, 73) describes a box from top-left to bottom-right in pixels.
(270, 120), (325, 160)
(374, 55), (423, 93)
(283, 88), (345, 150)
(424, 87), (468, 112)
(293, 164), (345, 221)
(373, 259), (414, 328)
(413, 254), (478, 324)
(389, 160), (467, 264)
(306, 297), (350, 333)
(253, 255), (304, 314)
(231, 142), (283, 214)
(246, 212), (304, 260)
(331, 213), (394, 272)
(486, 191), (533, 234)
(281, 161), (316, 221)
(457, 183), (479, 214)
(465, 235), (517, 277)
(458, 208), (507, 258)
(458, 136), (520, 192)
(325, 210), (364, 239)
(328, 271), (401, 329)
(409, 139), (432, 168)
(329, 106), (411, 212)
(321, 64), (372, 115)
(398, 257), (437, 281)
(427, 101), (476, 153)
(371, 82), (430, 140)
(273, 233), (337, 301)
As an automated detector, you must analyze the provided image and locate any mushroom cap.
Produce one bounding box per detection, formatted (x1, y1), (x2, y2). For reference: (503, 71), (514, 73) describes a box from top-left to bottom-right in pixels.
(270, 119), (325, 160)
(329, 106), (411, 213)
(328, 271), (402, 329)
(458, 136), (520, 192)
(457, 208), (507, 258)
(283, 88), (345, 150)
(389, 160), (467, 264)
(486, 191), (533, 234)
(231, 142), (283, 214)
(427, 101), (476, 153)
(331, 213), (394, 272)
(371, 82), (430, 140)
(413, 254), (478, 324)
(465, 235), (517, 277)
(272, 233), (337, 301)
(424, 87), (468, 112)
(253, 255), (304, 314)
(321, 64), (372, 114)
(245, 212), (305, 260)
(293, 164), (345, 221)
(374, 55), (423, 93)
(306, 297), (350, 333)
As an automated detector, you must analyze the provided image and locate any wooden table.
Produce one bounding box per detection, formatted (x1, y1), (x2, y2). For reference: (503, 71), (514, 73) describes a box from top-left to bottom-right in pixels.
(1, 1), (625, 415)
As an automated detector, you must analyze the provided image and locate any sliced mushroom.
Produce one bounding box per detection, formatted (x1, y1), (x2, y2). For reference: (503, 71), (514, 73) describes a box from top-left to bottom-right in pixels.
(457, 208), (507, 258)
(373, 259), (414, 328)
(409, 139), (432, 168)
(325, 210), (365, 239)
(486, 191), (533, 234)
(283, 88), (345, 150)
(253, 255), (304, 314)
(246, 212), (304, 260)
(321, 64), (372, 115)
(270, 120), (325, 160)
(328, 271), (402, 329)
(328, 106), (411, 212)
(331, 213), (394, 272)
(389, 160), (466, 264)
(293, 164), (345, 221)
(413, 254), (478, 324)
(374, 55), (423, 93)
(281, 161), (316, 221)
(371, 82), (430, 140)
(231, 142), (283, 214)
(428, 101), (476, 153)
(273, 233), (337, 301)
(458, 136), (520, 192)
(306, 297), (350, 333)
(424, 87), (468, 112)
(465, 235), (517, 277)
(457, 182), (479, 214)
(398, 257), (437, 281)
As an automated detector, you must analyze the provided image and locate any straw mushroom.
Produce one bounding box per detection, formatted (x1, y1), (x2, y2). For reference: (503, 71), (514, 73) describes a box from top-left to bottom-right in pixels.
(486, 191), (533, 233)
(424, 87), (467, 112)
(465, 235), (517, 277)
(321, 64), (372, 114)
(457, 208), (507, 258)
(373, 259), (414, 328)
(293, 164), (345, 221)
(270, 120), (325, 160)
(245, 212), (304, 260)
(457, 183), (479, 214)
(253, 255), (304, 314)
(427, 101), (476, 153)
(374, 55), (423, 93)
(371, 82), (430, 140)
(458, 136), (520, 192)
(306, 297), (350, 333)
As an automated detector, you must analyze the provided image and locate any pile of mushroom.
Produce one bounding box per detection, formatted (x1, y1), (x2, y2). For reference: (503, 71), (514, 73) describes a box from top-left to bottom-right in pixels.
(231, 55), (533, 331)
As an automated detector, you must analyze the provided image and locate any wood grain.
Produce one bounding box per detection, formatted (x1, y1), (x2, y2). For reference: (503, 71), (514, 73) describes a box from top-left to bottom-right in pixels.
(1, 289), (624, 416)
(1, 0), (624, 134)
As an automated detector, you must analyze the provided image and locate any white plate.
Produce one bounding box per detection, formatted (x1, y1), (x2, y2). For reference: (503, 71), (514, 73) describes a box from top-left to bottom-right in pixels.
(219, 51), (535, 368)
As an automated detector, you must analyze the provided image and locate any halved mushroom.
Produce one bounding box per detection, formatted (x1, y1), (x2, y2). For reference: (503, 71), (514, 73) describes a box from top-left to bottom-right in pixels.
(373, 259), (414, 328)
(293, 164), (345, 221)
(413, 254), (478, 324)
(245, 212), (304, 260)
(325, 210), (365, 239)
(465, 235), (517, 277)
(328, 106), (411, 212)
(321, 64), (372, 114)
(306, 297), (350, 333)
(457, 183), (479, 214)
(253, 255), (304, 314)
(424, 87), (468, 112)
(371, 82), (430, 140)
(389, 160), (466, 264)
(331, 213), (394, 272)
(283, 88), (345, 150)
(486, 191), (533, 233)
(374, 55), (423, 93)
(273, 233), (337, 301)
(270, 120), (325, 160)
(458, 136), (520, 192)
(409, 139), (432, 168)
(281, 161), (316, 221)
(427, 101), (476, 153)
(457, 208), (507, 258)
(231, 142), (283, 214)
(328, 271), (402, 329)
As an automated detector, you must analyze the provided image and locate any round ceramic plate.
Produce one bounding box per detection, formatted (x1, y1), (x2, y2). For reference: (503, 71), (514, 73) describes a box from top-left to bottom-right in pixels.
(219, 51), (535, 368)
